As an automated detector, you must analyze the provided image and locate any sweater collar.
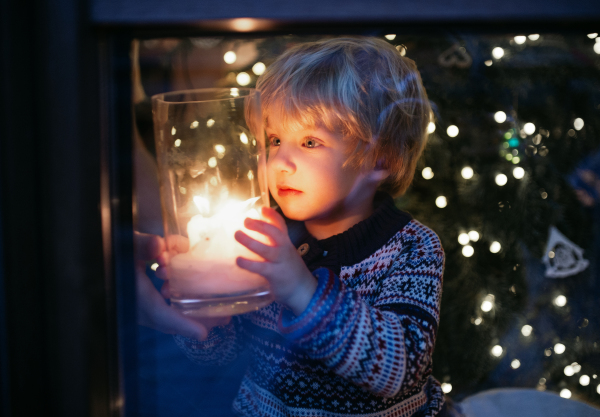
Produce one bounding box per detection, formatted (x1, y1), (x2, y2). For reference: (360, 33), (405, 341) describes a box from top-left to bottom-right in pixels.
(284, 193), (412, 275)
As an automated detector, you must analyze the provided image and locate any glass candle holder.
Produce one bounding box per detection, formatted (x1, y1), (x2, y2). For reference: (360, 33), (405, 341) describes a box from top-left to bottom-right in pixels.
(152, 88), (273, 318)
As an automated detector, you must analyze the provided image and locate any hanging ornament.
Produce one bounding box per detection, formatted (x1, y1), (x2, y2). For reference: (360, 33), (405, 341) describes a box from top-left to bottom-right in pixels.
(438, 44), (472, 68)
(542, 226), (589, 278)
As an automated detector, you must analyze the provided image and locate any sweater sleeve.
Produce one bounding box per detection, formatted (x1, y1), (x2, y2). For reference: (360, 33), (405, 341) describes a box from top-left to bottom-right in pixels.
(174, 315), (245, 367)
(278, 230), (444, 398)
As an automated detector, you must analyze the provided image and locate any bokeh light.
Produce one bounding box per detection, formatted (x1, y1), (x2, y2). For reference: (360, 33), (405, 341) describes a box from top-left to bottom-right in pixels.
(385, 34), (396, 40)
(492, 47), (504, 59)
(174, 139), (181, 147)
(223, 51), (237, 64)
(524, 123), (536, 135)
(559, 389), (571, 399)
(491, 345), (503, 357)
(461, 166), (474, 179)
(447, 125), (459, 137)
(441, 383), (452, 393)
(528, 34), (540, 41)
(514, 36), (526, 44)
(435, 196), (447, 208)
(490, 241), (501, 253)
(422, 167), (434, 179)
(554, 343), (566, 354)
(495, 174), (508, 186)
(468, 231), (480, 241)
(236, 72), (251, 86)
(428, 122), (436, 133)
(511, 359), (521, 369)
(458, 233), (470, 245)
(554, 295), (567, 307)
(574, 118), (584, 130)
(521, 325), (532, 337)
(513, 167), (525, 179)
(252, 62), (266, 75)
(208, 157), (217, 168)
(580, 375), (590, 386)
(494, 111), (507, 123)
(462, 245), (474, 257)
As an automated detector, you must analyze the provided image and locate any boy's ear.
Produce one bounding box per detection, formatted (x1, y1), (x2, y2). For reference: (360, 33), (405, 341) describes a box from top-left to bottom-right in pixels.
(366, 166), (390, 183)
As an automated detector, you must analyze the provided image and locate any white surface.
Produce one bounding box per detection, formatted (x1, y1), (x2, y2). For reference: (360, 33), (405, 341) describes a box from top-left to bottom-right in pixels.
(460, 388), (600, 417)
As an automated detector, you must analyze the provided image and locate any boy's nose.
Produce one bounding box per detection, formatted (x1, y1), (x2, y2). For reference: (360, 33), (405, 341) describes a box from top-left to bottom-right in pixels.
(269, 146), (296, 173)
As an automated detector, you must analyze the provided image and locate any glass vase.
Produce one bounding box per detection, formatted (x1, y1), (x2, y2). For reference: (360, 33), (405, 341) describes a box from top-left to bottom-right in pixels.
(152, 88), (272, 318)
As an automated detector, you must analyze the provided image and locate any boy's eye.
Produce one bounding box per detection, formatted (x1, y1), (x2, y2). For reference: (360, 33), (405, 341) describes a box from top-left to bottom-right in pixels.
(303, 138), (321, 148)
(270, 137), (281, 146)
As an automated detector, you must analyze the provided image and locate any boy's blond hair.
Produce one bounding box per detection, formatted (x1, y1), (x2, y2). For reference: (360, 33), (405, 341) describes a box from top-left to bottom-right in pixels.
(256, 37), (431, 197)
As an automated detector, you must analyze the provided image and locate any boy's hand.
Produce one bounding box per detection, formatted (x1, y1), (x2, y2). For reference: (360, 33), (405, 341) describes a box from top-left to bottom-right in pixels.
(135, 232), (231, 340)
(234, 207), (318, 316)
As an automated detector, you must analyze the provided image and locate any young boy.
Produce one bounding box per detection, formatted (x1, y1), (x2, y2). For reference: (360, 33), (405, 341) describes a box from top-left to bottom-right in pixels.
(174, 37), (447, 417)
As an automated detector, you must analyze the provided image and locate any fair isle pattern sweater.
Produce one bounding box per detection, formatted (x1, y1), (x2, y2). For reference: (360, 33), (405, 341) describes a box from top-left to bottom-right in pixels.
(175, 194), (445, 417)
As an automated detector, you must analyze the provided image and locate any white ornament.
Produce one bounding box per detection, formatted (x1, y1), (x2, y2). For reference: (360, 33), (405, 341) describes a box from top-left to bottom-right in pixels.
(542, 226), (589, 278)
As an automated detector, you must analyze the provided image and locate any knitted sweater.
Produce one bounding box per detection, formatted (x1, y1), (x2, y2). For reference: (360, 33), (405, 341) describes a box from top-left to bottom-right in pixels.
(175, 193), (445, 417)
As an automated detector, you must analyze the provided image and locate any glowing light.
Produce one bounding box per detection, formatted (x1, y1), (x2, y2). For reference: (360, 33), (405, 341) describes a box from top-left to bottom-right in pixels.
(230, 88), (239, 97)
(210, 176), (218, 186)
(435, 196), (447, 208)
(171, 127), (176, 135)
(494, 111), (507, 123)
(150, 263), (159, 271)
(506, 154), (513, 161)
(208, 157), (217, 168)
(491, 345), (503, 357)
(511, 359), (521, 369)
(447, 125), (459, 137)
(252, 62), (266, 75)
(214, 144), (226, 154)
(230, 18), (259, 31)
(559, 389), (571, 399)
(572, 363), (582, 373)
(428, 122), (436, 133)
(545, 349), (552, 357)
(580, 375), (590, 386)
(492, 47), (504, 59)
(441, 383), (452, 393)
(481, 295), (494, 312)
(174, 139), (181, 147)
(179, 186), (187, 194)
(588, 33), (598, 39)
(461, 167), (474, 179)
(524, 123), (536, 135)
(474, 317), (483, 325)
(224, 51), (237, 64)
(594, 43), (600, 54)
(190, 120), (199, 129)
(422, 167), (434, 179)
(554, 343), (566, 354)
(458, 233), (470, 245)
(484, 60), (493, 66)
(528, 34), (540, 41)
(554, 295), (567, 307)
(240, 132), (249, 144)
(490, 241), (501, 253)
(396, 45), (407, 56)
(495, 174), (508, 186)
(521, 325), (533, 337)
(541, 191), (548, 199)
(512, 156), (520, 164)
(574, 118), (584, 130)
(462, 245), (474, 257)
(236, 72), (251, 86)
(513, 167), (525, 179)
(564, 366), (575, 376)
(597, 384), (600, 394)
(468, 231), (480, 241)
(385, 34), (397, 40)
(207, 119), (215, 127)
(514, 36), (527, 44)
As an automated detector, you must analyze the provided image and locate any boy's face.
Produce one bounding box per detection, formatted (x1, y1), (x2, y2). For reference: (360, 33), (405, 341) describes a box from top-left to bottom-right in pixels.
(266, 117), (377, 223)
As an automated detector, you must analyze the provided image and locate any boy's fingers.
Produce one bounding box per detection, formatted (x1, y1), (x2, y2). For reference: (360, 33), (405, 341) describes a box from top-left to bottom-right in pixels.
(234, 231), (279, 261)
(134, 232), (165, 260)
(243, 217), (285, 245)
(154, 308), (208, 341)
(260, 206), (287, 230)
(236, 256), (270, 276)
(165, 234), (190, 254)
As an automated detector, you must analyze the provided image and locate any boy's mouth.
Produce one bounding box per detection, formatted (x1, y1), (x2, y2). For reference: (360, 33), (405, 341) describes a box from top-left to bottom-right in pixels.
(277, 186), (302, 197)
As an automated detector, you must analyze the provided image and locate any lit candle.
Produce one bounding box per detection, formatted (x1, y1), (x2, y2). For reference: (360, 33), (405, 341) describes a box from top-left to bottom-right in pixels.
(167, 196), (271, 315)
